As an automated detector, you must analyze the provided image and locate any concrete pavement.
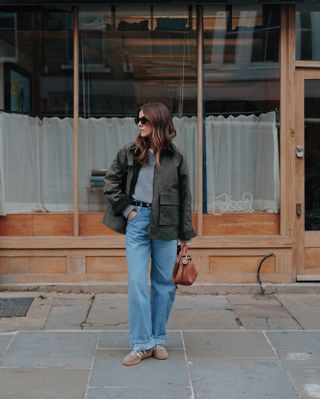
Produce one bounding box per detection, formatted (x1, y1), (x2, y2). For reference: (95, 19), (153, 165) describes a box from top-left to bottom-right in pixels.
(0, 292), (320, 398)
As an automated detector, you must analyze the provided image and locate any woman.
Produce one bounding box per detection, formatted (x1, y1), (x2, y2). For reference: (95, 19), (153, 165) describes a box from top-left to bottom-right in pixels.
(103, 102), (195, 366)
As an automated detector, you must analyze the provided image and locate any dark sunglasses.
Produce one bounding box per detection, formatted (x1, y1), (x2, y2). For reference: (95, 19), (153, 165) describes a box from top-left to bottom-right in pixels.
(135, 116), (151, 125)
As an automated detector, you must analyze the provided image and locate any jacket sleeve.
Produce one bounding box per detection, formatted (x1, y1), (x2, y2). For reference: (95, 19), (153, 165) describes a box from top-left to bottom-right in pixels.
(103, 147), (130, 216)
(178, 153), (196, 241)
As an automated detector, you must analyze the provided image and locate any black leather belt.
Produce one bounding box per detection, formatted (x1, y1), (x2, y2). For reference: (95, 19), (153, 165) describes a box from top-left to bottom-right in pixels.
(131, 200), (152, 208)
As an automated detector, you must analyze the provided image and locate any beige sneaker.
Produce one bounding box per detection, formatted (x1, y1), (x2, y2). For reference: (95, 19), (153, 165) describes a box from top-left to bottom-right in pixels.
(121, 349), (153, 366)
(152, 344), (169, 360)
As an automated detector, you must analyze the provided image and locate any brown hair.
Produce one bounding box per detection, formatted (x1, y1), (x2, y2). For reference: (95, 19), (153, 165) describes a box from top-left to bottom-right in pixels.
(134, 102), (176, 167)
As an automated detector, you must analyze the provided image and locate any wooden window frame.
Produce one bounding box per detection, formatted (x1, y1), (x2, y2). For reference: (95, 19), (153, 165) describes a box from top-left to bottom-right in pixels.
(72, 5), (290, 239)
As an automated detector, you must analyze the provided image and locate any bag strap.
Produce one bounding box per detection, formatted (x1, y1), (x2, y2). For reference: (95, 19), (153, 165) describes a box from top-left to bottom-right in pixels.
(179, 244), (189, 257)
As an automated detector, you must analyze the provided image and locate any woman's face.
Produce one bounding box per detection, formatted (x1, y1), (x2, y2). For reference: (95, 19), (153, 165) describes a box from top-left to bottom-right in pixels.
(137, 110), (153, 139)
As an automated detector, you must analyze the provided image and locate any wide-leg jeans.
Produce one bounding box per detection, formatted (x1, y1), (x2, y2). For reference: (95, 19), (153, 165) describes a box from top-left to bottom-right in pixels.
(125, 206), (177, 351)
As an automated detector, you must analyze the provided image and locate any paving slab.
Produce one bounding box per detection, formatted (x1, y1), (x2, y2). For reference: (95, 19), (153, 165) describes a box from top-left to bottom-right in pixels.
(85, 294), (128, 329)
(286, 367), (320, 399)
(0, 293), (39, 298)
(0, 317), (46, 332)
(232, 303), (292, 318)
(0, 297), (51, 332)
(86, 386), (192, 399)
(90, 349), (188, 387)
(277, 350), (320, 368)
(0, 292), (91, 300)
(0, 331), (99, 368)
(238, 316), (302, 330)
(173, 295), (231, 310)
(167, 309), (240, 330)
(0, 334), (14, 356)
(98, 331), (183, 349)
(91, 293), (127, 305)
(266, 331), (320, 351)
(0, 368), (89, 399)
(183, 331), (276, 358)
(189, 358), (299, 399)
(26, 297), (52, 318)
(227, 293), (280, 305)
(275, 294), (320, 329)
(44, 299), (90, 330)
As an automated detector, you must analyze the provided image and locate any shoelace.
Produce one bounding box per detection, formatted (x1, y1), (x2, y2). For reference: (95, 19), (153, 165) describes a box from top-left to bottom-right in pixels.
(153, 344), (165, 350)
(130, 350), (149, 359)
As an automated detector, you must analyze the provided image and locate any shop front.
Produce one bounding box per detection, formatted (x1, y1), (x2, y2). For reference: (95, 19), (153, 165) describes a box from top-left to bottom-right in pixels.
(0, 1), (319, 286)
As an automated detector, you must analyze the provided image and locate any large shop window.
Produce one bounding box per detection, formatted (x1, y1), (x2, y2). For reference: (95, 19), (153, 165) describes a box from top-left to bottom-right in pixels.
(77, 5), (197, 213)
(296, 5), (320, 61)
(203, 5), (280, 217)
(0, 8), (74, 215)
(0, 4), (282, 238)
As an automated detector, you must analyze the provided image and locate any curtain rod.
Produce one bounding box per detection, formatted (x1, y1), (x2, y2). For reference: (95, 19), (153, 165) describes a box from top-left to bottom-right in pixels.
(0, 110), (278, 118)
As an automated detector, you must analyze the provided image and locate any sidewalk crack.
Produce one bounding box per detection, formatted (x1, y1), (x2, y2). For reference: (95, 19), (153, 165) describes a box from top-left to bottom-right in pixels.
(180, 331), (196, 399)
(80, 294), (96, 330)
(274, 296), (305, 330)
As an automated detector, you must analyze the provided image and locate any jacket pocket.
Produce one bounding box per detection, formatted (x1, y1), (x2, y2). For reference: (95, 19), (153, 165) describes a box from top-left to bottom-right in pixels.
(102, 201), (127, 234)
(159, 191), (180, 226)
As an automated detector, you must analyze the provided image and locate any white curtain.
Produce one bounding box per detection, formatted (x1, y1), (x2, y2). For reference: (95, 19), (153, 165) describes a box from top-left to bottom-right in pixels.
(0, 112), (74, 214)
(78, 117), (137, 211)
(173, 116), (197, 211)
(0, 111), (278, 215)
(0, 112), (197, 214)
(205, 111), (280, 214)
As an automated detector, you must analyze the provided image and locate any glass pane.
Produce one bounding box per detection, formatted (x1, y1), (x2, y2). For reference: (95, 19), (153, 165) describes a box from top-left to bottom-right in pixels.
(0, 7), (74, 215)
(204, 5), (280, 214)
(78, 4), (197, 215)
(305, 80), (320, 231)
(296, 5), (320, 61)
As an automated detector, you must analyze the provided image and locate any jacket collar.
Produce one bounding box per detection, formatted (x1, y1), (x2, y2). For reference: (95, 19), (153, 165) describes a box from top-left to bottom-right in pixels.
(130, 142), (176, 155)
(167, 142), (177, 153)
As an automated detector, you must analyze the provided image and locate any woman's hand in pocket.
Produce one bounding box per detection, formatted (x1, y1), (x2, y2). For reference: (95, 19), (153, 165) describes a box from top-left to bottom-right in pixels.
(127, 209), (137, 220)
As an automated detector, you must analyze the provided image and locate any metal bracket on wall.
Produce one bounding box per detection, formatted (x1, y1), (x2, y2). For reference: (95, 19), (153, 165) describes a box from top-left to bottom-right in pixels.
(256, 253), (274, 296)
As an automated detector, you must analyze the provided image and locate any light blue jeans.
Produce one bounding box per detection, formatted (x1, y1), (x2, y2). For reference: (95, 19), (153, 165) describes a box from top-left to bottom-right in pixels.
(125, 206), (177, 351)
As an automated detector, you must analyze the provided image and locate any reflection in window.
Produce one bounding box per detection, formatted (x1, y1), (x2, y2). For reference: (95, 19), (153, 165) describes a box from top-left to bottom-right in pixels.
(78, 5), (196, 117)
(78, 5), (197, 213)
(0, 8), (74, 215)
(296, 5), (320, 61)
(204, 5), (280, 214)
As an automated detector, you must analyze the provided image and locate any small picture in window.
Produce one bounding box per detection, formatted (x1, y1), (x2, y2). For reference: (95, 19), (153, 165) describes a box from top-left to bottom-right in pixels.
(4, 63), (32, 115)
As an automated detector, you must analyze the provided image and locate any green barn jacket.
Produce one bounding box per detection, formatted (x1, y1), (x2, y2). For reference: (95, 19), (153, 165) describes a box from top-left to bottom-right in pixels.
(103, 142), (196, 241)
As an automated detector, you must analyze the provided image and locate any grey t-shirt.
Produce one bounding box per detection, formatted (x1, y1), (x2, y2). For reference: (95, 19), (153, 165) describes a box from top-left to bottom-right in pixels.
(122, 149), (155, 217)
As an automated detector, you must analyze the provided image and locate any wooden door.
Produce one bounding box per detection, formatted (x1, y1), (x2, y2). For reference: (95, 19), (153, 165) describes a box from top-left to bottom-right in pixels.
(296, 70), (320, 280)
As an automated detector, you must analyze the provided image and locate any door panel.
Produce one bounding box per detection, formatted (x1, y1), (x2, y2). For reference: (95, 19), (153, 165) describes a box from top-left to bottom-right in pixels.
(296, 71), (320, 280)
(304, 79), (320, 231)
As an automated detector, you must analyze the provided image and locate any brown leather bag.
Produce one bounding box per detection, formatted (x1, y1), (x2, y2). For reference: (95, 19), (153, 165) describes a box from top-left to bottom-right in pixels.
(172, 245), (198, 286)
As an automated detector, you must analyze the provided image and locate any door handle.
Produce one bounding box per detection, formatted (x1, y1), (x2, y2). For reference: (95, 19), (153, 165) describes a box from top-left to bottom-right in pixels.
(296, 203), (302, 218)
(296, 145), (304, 159)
